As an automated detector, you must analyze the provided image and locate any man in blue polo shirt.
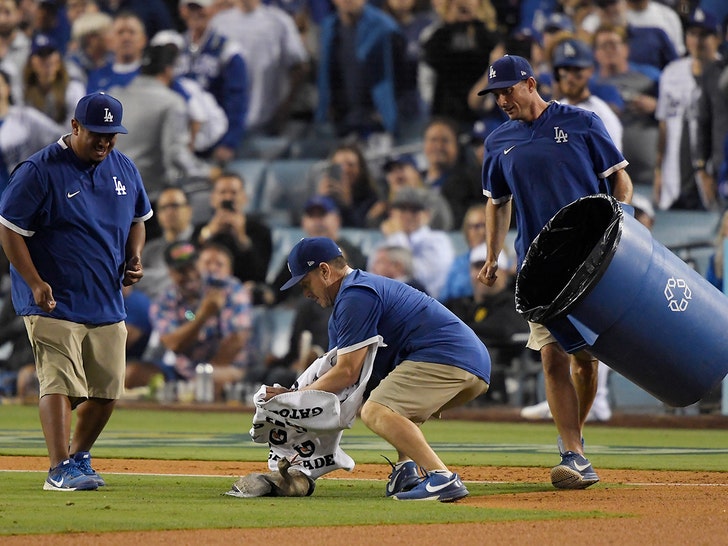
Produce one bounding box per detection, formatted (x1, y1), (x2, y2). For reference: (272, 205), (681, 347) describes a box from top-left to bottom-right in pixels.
(0, 92), (152, 491)
(477, 55), (633, 489)
(266, 237), (491, 502)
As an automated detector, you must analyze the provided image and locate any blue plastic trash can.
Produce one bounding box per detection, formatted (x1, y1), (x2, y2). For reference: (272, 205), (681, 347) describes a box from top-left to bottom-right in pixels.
(515, 194), (728, 407)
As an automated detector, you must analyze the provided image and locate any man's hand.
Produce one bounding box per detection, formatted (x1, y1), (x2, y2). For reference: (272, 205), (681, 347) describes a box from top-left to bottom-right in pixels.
(477, 261), (499, 286)
(263, 386), (293, 401)
(32, 281), (56, 313)
(123, 256), (143, 286)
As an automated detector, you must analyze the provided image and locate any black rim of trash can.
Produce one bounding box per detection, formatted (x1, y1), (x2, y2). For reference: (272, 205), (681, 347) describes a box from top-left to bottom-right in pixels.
(515, 194), (624, 324)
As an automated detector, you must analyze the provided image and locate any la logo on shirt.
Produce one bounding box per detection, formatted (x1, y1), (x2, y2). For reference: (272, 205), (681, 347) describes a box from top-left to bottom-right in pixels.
(113, 176), (127, 196)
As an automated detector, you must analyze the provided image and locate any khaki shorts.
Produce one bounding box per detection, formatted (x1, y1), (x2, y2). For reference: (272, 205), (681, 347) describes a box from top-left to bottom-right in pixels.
(526, 321), (557, 351)
(526, 321), (595, 362)
(24, 316), (126, 401)
(367, 360), (489, 425)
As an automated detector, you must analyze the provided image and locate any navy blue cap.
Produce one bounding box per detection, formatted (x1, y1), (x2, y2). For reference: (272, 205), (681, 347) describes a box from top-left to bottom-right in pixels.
(687, 8), (720, 35)
(383, 153), (418, 172)
(553, 38), (594, 69)
(304, 195), (338, 214)
(543, 12), (575, 33)
(74, 92), (128, 134)
(477, 55), (535, 95)
(31, 33), (59, 56)
(280, 237), (343, 290)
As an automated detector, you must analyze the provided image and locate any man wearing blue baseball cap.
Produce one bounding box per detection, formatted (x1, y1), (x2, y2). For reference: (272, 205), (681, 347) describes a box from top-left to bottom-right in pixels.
(477, 54), (634, 490)
(0, 91), (151, 491)
(268, 236), (491, 501)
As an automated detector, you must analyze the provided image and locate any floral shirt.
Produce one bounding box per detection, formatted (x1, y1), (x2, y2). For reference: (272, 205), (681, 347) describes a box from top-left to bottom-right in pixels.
(150, 276), (253, 378)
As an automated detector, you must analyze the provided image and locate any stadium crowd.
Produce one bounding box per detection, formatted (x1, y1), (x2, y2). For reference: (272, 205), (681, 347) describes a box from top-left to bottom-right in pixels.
(1, 0), (727, 409)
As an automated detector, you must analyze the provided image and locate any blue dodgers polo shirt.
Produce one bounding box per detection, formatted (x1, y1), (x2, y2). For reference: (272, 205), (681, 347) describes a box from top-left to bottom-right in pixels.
(482, 101), (627, 266)
(0, 136), (152, 324)
(328, 270), (491, 384)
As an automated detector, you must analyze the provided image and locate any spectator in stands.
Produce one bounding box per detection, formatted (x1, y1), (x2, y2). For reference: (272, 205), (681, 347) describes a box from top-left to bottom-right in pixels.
(193, 171), (273, 291)
(654, 8), (722, 211)
(377, 186), (455, 298)
(109, 44), (216, 199)
(149, 31), (229, 156)
(97, 0), (174, 41)
(149, 241), (255, 400)
(552, 37), (623, 151)
(137, 187), (195, 300)
(580, 0), (677, 71)
(592, 24), (660, 187)
(0, 0), (30, 80)
(176, 0), (248, 164)
(86, 11), (146, 92)
(66, 11), (114, 85)
(695, 9), (728, 210)
(22, 33), (85, 127)
(315, 0), (404, 143)
(383, 0), (434, 125)
(316, 142), (384, 228)
(371, 152), (453, 232)
(625, 0), (685, 58)
(421, 0), (502, 128)
(445, 242), (526, 404)
(440, 203), (487, 302)
(209, 0), (310, 137)
(421, 116), (483, 228)
(0, 68), (64, 197)
(0, 288), (34, 399)
(368, 244), (427, 293)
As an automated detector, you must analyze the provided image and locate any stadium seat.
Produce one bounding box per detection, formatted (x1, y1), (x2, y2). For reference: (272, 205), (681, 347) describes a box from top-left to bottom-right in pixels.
(236, 135), (291, 161)
(226, 159), (269, 213)
(258, 159), (321, 227)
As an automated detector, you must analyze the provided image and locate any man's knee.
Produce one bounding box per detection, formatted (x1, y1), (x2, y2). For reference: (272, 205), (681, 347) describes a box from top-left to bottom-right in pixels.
(360, 400), (388, 427)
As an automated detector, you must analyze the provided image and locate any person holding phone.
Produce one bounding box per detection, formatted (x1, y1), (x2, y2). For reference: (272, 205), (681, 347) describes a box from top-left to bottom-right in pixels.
(315, 143), (384, 228)
(192, 172), (272, 294)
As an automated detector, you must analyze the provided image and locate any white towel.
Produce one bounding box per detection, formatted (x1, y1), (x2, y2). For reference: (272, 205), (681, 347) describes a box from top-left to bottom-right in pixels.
(250, 335), (384, 479)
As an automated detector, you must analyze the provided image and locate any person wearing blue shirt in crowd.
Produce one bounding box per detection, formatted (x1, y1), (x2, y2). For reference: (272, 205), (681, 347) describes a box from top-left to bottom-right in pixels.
(265, 237), (491, 502)
(85, 12), (147, 93)
(316, 0), (404, 140)
(0, 92), (152, 491)
(477, 55), (633, 490)
(176, 0), (248, 164)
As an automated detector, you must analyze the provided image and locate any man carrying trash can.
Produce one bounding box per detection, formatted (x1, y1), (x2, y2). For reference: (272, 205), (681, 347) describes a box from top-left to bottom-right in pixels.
(476, 54), (633, 489)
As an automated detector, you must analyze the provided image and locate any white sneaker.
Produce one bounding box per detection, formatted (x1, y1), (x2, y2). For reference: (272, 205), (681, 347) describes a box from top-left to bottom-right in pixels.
(520, 400), (552, 420)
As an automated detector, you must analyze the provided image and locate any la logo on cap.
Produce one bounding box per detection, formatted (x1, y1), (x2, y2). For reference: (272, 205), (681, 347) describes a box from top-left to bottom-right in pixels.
(489, 66), (496, 79)
(103, 108), (113, 123)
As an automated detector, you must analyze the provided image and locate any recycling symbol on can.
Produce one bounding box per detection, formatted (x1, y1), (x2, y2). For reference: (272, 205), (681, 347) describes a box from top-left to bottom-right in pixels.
(664, 277), (691, 312)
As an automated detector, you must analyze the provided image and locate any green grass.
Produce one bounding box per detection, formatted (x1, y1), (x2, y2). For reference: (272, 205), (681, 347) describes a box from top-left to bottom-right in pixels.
(0, 473), (596, 535)
(1, 404), (724, 536)
(2, 405), (727, 471)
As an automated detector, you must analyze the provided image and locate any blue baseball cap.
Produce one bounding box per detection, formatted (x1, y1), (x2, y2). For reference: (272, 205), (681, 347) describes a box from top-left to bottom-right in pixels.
(543, 12), (574, 34)
(74, 92), (128, 134)
(304, 195), (339, 214)
(687, 8), (720, 35)
(280, 237), (343, 290)
(477, 55), (535, 95)
(552, 38), (594, 69)
(31, 33), (59, 56)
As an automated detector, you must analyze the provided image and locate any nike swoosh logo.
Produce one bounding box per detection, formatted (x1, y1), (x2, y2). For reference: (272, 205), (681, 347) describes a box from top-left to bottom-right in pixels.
(425, 477), (460, 493)
(67, 191), (80, 198)
(574, 462), (591, 472)
(48, 477), (64, 487)
(504, 146), (516, 155)
(386, 481), (396, 493)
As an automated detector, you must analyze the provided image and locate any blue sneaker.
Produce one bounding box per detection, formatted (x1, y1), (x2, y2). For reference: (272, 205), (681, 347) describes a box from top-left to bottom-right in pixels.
(72, 451), (106, 487)
(44, 459), (99, 491)
(551, 451), (600, 489)
(383, 457), (421, 497)
(392, 471), (469, 502)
